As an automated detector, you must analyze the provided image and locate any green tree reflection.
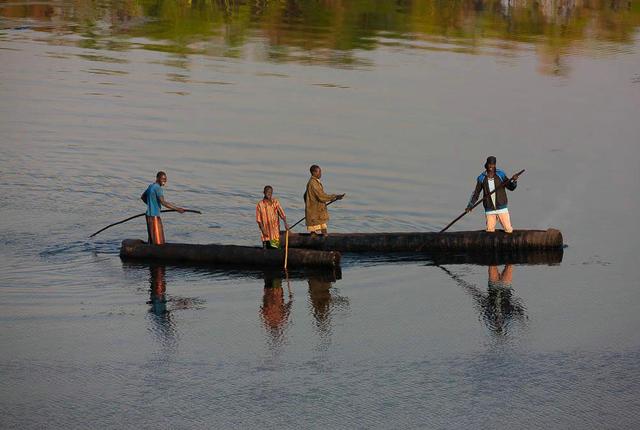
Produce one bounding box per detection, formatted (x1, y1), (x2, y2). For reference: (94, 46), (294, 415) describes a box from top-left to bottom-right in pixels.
(3, 0), (639, 74)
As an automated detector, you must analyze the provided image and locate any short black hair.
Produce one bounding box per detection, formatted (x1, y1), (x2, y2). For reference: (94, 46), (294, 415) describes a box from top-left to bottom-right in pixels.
(263, 185), (273, 193)
(484, 156), (497, 169)
(310, 164), (320, 174)
(156, 171), (166, 179)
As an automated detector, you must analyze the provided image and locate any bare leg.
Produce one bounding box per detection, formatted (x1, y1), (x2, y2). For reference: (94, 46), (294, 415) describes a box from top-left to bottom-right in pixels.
(486, 214), (497, 232)
(488, 265), (499, 283)
(501, 264), (514, 284)
(497, 212), (513, 233)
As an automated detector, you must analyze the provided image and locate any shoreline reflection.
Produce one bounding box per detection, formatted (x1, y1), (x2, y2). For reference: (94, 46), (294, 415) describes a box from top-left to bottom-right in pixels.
(2, 1), (637, 75)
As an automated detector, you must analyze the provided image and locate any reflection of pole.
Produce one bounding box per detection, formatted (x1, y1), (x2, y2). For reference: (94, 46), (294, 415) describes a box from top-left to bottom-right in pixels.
(436, 264), (478, 292)
(284, 230), (293, 297)
(285, 271), (292, 299)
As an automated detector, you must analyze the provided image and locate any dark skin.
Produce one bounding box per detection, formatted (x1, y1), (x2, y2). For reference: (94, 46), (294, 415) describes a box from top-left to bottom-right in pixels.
(257, 187), (289, 238)
(486, 163), (497, 179)
(310, 166), (345, 235)
(141, 174), (185, 213)
(312, 167), (345, 201)
(465, 163), (521, 213)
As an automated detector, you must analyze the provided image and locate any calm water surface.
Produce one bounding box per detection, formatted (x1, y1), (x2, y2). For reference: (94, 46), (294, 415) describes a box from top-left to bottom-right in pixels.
(1, 1), (640, 428)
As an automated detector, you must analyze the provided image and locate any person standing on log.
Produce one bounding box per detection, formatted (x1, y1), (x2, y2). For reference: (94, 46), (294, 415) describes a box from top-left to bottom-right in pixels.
(256, 185), (288, 249)
(141, 171), (185, 245)
(465, 156), (518, 233)
(304, 165), (345, 235)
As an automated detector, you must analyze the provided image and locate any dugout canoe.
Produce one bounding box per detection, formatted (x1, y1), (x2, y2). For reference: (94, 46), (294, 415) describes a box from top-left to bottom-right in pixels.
(283, 229), (563, 253)
(120, 239), (340, 269)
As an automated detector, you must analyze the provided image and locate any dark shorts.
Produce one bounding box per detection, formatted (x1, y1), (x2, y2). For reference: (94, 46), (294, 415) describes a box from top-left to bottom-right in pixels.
(263, 241), (279, 249)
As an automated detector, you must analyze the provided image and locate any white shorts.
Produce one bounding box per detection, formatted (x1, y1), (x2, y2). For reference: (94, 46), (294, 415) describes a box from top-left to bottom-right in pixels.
(306, 223), (328, 233)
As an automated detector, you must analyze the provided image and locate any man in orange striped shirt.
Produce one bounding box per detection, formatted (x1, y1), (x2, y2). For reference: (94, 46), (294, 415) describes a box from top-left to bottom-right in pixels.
(256, 185), (289, 249)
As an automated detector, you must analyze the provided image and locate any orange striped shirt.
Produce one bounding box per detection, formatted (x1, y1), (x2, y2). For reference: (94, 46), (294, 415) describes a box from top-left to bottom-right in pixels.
(256, 198), (286, 242)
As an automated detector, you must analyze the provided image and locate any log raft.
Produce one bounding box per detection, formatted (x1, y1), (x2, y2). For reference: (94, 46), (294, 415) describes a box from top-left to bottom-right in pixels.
(120, 239), (340, 269)
(283, 229), (563, 253)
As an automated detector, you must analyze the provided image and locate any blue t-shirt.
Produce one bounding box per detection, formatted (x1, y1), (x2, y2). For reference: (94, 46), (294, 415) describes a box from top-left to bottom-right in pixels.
(144, 183), (164, 216)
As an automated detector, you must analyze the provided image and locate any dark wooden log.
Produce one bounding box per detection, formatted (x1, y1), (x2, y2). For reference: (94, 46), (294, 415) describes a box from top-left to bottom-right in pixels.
(120, 239), (341, 269)
(283, 229), (563, 253)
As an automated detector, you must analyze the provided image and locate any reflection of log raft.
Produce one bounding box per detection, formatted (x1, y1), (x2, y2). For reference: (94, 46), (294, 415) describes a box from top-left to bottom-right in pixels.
(120, 239), (340, 269)
(284, 229), (563, 253)
(428, 249), (563, 266)
(346, 249), (563, 266)
(122, 260), (342, 281)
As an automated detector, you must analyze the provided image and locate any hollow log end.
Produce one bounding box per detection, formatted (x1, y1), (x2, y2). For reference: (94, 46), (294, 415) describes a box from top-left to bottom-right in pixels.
(331, 251), (341, 267)
(120, 239), (145, 257)
(546, 228), (564, 248)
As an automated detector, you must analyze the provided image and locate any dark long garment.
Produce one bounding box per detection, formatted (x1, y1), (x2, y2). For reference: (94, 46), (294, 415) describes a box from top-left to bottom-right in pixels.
(146, 215), (165, 245)
(467, 169), (517, 211)
(304, 177), (336, 227)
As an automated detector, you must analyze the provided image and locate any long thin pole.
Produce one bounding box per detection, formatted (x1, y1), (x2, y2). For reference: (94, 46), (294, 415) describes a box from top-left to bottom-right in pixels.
(284, 229), (289, 270)
(89, 209), (202, 238)
(288, 199), (337, 231)
(439, 169), (525, 233)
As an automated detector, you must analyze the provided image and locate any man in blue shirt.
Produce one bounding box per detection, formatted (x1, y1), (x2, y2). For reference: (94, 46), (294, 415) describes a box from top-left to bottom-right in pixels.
(141, 171), (185, 244)
(465, 156), (520, 233)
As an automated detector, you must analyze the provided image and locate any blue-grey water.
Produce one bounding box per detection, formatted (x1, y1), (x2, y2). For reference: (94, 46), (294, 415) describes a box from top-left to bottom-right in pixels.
(1, 1), (640, 428)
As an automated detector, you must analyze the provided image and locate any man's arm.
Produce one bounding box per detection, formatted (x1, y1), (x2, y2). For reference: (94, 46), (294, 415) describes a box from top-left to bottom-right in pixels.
(257, 221), (269, 238)
(159, 196), (185, 213)
(310, 180), (338, 203)
(256, 205), (269, 237)
(466, 180), (483, 212)
(497, 170), (518, 191)
(276, 202), (289, 230)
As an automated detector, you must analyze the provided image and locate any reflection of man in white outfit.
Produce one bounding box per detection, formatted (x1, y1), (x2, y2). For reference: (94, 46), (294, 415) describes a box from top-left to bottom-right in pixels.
(489, 264), (513, 289)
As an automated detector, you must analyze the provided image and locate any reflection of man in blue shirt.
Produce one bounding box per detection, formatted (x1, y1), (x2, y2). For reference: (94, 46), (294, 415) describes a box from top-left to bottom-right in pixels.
(141, 171), (185, 244)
